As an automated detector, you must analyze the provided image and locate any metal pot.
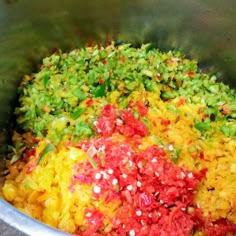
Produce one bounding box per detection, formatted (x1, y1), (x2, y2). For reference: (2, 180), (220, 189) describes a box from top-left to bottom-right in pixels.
(0, 0), (235, 235)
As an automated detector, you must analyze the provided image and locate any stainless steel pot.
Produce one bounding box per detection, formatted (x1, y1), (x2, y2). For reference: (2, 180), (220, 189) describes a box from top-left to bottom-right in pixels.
(0, 0), (235, 235)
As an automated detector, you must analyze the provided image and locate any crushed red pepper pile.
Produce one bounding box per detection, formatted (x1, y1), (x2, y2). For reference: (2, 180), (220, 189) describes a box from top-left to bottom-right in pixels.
(66, 104), (236, 236)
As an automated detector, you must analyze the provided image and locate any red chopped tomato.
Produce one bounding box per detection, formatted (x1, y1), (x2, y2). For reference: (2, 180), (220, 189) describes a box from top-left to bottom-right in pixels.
(118, 110), (148, 137)
(82, 209), (104, 235)
(138, 192), (154, 208)
(94, 104), (148, 137)
(136, 101), (148, 116)
(94, 116), (116, 136)
(72, 173), (92, 184)
(101, 104), (116, 118)
(94, 104), (117, 136)
(204, 219), (236, 236)
(121, 190), (133, 203)
(116, 124), (135, 137)
(128, 101), (148, 116)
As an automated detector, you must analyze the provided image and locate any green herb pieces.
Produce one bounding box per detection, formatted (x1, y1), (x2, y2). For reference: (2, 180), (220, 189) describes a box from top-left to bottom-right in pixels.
(38, 144), (55, 164)
(75, 121), (94, 138)
(42, 74), (50, 87)
(161, 91), (177, 100)
(87, 155), (97, 169)
(93, 84), (106, 97)
(72, 89), (87, 101)
(10, 154), (21, 164)
(220, 124), (236, 137)
(171, 147), (182, 163)
(194, 121), (212, 133)
(71, 107), (87, 120)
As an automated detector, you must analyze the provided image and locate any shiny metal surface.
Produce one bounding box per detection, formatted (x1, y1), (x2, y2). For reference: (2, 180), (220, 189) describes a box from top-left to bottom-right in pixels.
(0, 0), (235, 235)
(0, 199), (69, 236)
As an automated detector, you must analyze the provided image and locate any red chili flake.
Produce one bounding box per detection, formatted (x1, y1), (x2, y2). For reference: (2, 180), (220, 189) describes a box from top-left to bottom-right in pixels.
(104, 190), (119, 203)
(188, 140), (193, 144)
(39, 65), (44, 70)
(73, 174), (92, 184)
(136, 101), (148, 116)
(50, 48), (59, 55)
(128, 101), (135, 108)
(204, 219), (236, 236)
(86, 42), (93, 48)
(156, 74), (161, 80)
(222, 106), (231, 115)
(98, 79), (105, 84)
(197, 107), (204, 114)
(39, 189), (46, 195)
(101, 104), (117, 118)
(119, 57), (126, 62)
(23, 148), (36, 160)
(83, 209), (104, 235)
(64, 141), (75, 150)
(121, 190), (133, 203)
(118, 110), (148, 137)
(188, 71), (195, 77)
(105, 38), (111, 46)
(160, 118), (171, 126)
(25, 163), (37, 174)
(94, 104), (117, 135)
(199, 151), (204, 160)
(42, 105), (50, 113)
(86, 99), (93, 106)
(30, 136), (39, 144)
(176, 97), (186, 106)
(117, 125), (135, 137)
(198, 168), (208, 178)
(102, 60), (107, 65)
(151, 120), (157, 127)
(168, 59), (174, 64)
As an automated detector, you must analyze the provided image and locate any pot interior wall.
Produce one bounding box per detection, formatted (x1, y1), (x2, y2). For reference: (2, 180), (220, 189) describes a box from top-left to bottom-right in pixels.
(0, 0), (236, 128)
(0, 0), (235, 235)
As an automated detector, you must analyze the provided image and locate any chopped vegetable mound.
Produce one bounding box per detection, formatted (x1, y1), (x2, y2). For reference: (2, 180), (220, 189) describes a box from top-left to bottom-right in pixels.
(2, 43), (236, 236)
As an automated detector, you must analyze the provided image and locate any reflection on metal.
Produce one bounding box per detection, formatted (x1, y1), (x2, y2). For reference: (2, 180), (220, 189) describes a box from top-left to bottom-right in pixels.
(0, 199), (69, 236)
(0, 0), (235, 235)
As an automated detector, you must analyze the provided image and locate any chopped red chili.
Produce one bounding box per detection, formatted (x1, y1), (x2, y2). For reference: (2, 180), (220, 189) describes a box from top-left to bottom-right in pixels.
(188, 71), (195, 77)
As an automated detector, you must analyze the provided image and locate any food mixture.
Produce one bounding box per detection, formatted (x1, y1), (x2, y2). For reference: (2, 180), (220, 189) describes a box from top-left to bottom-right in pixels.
(2, 43), (236, 235)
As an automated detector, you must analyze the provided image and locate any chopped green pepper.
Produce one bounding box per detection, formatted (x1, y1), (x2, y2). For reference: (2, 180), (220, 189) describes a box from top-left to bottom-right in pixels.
(38, 144), (55, 164)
